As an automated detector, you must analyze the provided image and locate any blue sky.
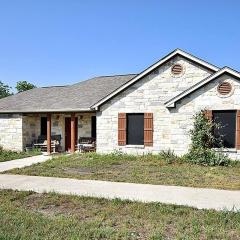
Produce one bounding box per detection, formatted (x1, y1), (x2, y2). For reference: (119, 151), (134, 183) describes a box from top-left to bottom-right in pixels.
(0, 0), (239, 88)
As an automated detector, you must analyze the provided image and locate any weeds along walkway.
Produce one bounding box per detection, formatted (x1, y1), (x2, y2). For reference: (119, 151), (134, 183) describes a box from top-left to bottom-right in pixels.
(0, 174), (239, 212)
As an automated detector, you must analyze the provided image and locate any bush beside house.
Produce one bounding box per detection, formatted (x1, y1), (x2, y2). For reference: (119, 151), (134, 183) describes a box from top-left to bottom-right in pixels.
(185, 110), (231, 166)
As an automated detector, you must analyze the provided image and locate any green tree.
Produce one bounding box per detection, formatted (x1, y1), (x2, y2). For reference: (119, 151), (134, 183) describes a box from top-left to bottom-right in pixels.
(16, 81), (36, 93)
(0, 81), (12, 99)
(185, 110), (230, 166)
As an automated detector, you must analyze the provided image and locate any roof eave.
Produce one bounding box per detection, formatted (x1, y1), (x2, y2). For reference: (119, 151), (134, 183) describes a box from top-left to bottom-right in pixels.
(164, 67), (240, 108)
(165, 102), (175, 108)
(0, 108), (95, 114)
(92, 49), (220, 109)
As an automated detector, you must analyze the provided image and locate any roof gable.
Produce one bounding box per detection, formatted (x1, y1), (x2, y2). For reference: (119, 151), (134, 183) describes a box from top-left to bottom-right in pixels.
(92, 49), (219, 109)
(165, 67), (240, 108)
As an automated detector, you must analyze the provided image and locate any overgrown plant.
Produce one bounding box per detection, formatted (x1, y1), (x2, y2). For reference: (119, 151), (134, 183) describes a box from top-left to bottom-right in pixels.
(185, 110), (231, 166)
(159, 149), (178, 164)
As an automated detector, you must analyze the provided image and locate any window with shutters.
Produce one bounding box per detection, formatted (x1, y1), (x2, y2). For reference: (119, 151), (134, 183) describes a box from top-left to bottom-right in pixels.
(127, 114), (144, 145)
(213, 110), (236, 148)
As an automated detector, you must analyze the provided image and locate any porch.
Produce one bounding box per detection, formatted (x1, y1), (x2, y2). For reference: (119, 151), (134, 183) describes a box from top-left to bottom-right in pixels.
(22, 112), (96, 154)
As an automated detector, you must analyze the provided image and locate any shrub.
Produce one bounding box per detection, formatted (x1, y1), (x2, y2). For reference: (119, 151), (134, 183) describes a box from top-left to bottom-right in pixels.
(159, 149), (179, 164)
(185, 148), (230, 166)
(185, 110), (231, 166)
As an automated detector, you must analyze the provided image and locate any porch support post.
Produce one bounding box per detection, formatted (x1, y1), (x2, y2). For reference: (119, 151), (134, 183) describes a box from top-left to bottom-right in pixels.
(71, 113), (76, 153)
(47, 113), (51, 155)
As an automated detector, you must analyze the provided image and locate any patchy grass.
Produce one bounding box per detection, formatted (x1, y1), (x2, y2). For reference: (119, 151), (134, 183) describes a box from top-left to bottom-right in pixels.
(0, 148), (41, 162)
(7, 153), (240, 190)
(0, 189), (239, 239)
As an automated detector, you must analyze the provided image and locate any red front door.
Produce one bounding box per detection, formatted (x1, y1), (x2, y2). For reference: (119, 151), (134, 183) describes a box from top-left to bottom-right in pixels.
(65, 117), (78, 151)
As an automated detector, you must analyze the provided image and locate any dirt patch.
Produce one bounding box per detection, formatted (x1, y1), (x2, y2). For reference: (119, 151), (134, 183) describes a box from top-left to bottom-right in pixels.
(109, 164), (129, 170)
(63, 167), (95, 175)
(23, 192), (98, 220)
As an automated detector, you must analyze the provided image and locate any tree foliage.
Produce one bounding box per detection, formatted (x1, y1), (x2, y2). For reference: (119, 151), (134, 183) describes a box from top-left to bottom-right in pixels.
(0, 81), (12, 99)
(16, 81), (36, 93)
(185, 110), (230, 166)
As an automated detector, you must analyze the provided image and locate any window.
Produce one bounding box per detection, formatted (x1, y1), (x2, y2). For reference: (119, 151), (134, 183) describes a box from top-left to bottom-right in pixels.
(213, 110), (236, 148)
(127, 113), (144, 145)
(41, 117), (47, 136)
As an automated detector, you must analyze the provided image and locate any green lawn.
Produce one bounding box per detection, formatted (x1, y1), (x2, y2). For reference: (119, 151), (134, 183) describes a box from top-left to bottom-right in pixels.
(7, 153), (240, 190)
(0, 148), (41, 162)
(0, 190), (239, 239)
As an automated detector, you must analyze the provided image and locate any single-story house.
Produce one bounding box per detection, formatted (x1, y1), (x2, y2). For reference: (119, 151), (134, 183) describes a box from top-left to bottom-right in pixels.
(0, 49), (240, 159)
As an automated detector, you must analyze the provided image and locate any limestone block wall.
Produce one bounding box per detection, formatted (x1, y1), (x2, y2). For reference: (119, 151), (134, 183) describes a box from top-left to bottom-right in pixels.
(22, 114), (41, 147)
(0, 114), (23, 151)
(77, 113), (95, 138)
(168, 74), (240, 159)
(97, 68), (240, 160)
(96, 55), (214, 155)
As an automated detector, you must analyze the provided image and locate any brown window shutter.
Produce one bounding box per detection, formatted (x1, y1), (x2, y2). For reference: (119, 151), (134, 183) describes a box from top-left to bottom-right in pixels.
(144, 113), (153, 146)
(118, 113), (126, 145)
(204, 110), (212, 122)
(236, 110), (240, 149)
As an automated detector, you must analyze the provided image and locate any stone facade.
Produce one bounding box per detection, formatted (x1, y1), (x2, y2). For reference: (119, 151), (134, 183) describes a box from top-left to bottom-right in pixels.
(0, 112), (95, 152)
(171, 73), (240, 159)
(22, 114), (41, 148)
(97, 55), (231, 156)
(0, 114), (23, 151)
(2, 55), (240, 159)
(77, 113), (94, 138)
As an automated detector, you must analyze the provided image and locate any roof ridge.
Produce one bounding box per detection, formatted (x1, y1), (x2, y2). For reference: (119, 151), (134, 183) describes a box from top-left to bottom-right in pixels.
(37, 74), (138, 89)
(174, 48), (220, 70)
(41, 85), (69, 88)
(72, 73), (138, 86)
(94, 73), (138, 78)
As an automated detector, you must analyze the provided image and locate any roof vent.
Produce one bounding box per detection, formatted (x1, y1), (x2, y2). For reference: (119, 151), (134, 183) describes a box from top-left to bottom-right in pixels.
(217, 82), (232, 95)
(171, 64), (183, 76)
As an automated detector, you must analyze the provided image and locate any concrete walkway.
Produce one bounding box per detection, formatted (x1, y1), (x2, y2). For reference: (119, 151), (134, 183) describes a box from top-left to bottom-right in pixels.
(0, 174), (239, 211)
(0, 155), (51, 172)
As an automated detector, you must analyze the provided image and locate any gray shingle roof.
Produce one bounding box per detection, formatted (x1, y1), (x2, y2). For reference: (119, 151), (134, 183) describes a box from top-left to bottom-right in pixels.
(0, 74), (137, 113)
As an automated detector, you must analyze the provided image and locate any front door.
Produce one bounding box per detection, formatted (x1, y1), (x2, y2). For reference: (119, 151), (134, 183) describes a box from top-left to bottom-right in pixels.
(65, 117), (78, 151)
